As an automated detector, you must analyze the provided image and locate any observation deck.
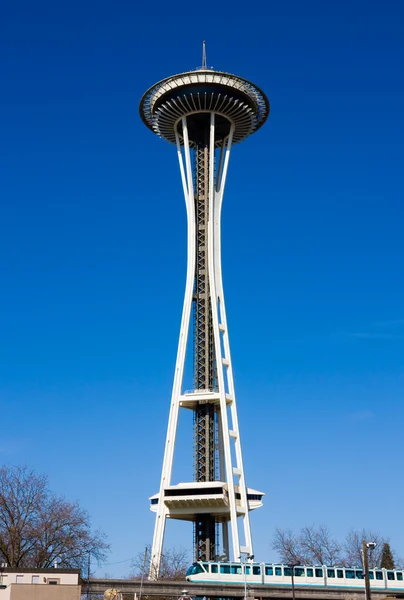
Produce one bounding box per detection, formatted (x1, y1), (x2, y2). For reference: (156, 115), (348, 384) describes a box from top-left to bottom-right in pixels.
(139, 68), (269, 146)
(149, 482), (264, 521)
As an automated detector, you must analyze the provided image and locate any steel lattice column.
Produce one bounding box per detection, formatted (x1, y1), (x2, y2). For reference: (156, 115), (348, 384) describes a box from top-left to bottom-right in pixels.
(195, 513), (216, 562)
(193, 141), (217, 560)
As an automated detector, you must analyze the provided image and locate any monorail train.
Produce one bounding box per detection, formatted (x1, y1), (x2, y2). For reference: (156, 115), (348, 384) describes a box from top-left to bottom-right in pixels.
(186, 561), (404, 591)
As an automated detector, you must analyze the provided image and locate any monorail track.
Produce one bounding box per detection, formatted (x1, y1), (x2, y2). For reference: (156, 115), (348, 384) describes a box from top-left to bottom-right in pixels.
(86, 578), (404, 599)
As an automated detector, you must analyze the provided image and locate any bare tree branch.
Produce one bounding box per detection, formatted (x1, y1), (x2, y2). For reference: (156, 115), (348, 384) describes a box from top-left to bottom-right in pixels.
(273, 525), (398, 568)
(0, 465), (109, 573)
(129, 545), (189, 580)
(343, 529), (391, 568)
(272, 528), (306, 564)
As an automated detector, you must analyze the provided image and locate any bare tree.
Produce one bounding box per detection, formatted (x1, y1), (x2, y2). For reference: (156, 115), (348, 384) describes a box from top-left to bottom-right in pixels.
(273, 525), (399, 568)
(272, 528), (306, 564)
(273, 525), (341, 565)
(129, 545), (189, 580)
(0, 465), (109, 570)
(300, 525), (342, 566)
(343, 529), (392, 568)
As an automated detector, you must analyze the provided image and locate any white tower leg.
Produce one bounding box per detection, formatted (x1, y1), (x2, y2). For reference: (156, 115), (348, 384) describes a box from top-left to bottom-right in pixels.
(150, 118), (196, 577)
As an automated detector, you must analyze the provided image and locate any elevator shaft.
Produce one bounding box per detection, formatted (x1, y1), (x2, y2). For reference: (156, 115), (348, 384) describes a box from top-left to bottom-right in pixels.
(193, 141), (217, 561)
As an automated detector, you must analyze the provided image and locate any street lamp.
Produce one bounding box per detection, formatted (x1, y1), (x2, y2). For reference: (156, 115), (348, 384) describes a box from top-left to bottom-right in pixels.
(240, 554), (254, 600)
(362, 541), (376, 600)
(178, 589), (192, 600)
(139, 546), (148, 600)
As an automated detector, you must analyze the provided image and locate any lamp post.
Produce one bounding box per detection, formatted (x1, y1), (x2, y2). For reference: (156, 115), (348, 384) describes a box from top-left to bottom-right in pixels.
(139, 546), (148, 600)
(240, 554), (254, 600)
(288, 563), (299, 600)
(86, 550), (91, 600)
(362, 541), (376, 600)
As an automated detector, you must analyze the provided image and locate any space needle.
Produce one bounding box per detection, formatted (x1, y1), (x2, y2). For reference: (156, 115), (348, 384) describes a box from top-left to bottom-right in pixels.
(139, 44), (269, 578)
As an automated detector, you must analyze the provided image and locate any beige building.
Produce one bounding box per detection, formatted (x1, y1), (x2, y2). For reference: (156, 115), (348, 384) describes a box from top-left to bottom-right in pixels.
(0, 567), (81, 599)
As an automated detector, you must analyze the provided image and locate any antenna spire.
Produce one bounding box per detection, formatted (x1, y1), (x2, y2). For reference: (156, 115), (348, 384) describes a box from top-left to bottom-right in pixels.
(202, 40), (207, 69)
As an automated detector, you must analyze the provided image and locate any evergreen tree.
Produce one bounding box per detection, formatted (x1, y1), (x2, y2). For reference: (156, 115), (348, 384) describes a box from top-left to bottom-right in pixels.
(380, 543), (395, 569)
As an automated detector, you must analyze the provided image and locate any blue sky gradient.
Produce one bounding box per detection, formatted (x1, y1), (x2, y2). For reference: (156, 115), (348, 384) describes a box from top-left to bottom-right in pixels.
(1, 0), (403, 576)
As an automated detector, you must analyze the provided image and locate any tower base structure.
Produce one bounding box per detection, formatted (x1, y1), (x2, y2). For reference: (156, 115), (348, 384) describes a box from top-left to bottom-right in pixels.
(140, 65), (269, 578)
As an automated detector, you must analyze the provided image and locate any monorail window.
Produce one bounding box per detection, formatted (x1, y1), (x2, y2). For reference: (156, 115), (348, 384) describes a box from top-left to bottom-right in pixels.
(345, 570), (355, 579)
(275, 567), (282, 576)
(387, 572), (395, 580)
(315, 569), (323, 578)
(211, 565), (218, 573)
(307, 569), (313, 577)
(220, 565), (231, 574)
(337, 570), (343, 579)
(245, 567), (250, 575)
(231, 566), (242, 575)
(369, 572), (374, 580)
(186, 563), (205, 576)
(355, 570), (364, 579)
(284, 568), (291, 577)
(397, 573), (403, 581)
(265, 567), (273, 576)
(375, 572), (383, 580)
(295, 568), (305, 577)
(253, 567), (261, 575)
(327, 569), (335, 578)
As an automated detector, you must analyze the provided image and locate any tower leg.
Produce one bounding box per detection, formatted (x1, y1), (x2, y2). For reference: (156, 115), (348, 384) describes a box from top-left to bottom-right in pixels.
(222, 522), (229, 560)
(149, 119), (197, 578)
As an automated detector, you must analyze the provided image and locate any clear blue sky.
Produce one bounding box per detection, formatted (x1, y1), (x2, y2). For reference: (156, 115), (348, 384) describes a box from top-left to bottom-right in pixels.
(1, 0), (403, 576)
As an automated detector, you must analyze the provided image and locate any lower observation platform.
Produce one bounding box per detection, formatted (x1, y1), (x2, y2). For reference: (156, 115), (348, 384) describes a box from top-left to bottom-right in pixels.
(179, 389), (234, 409)
(150, 481), (264, 520)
